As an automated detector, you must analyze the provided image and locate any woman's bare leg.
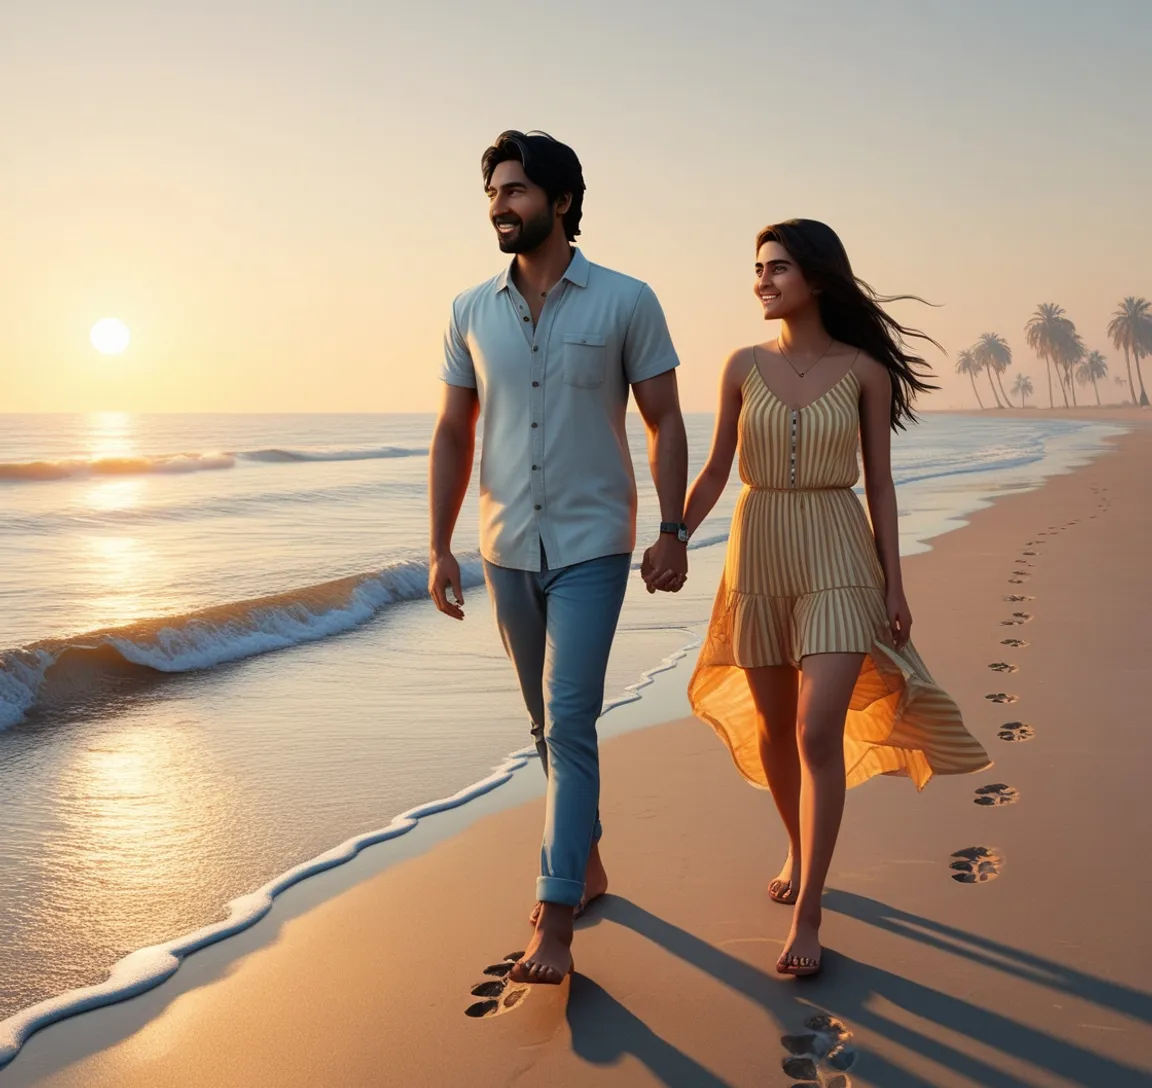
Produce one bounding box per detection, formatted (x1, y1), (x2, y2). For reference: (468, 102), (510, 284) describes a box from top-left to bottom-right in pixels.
(780, 651), (864, 972)
(746, 665), (801, 900)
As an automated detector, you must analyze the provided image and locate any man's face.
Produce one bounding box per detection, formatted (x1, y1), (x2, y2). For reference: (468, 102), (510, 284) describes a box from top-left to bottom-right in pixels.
(487, 160), (559, 254)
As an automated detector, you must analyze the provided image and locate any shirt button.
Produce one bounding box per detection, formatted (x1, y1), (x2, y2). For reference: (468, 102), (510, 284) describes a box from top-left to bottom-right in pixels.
(532, 381), (539, 387)
(534, 504), (542, 510)
(531, 464), (538, 470)
(531, 422), (538, 428)
(532, 345), (539, 352)
(523, 315), (530, 322)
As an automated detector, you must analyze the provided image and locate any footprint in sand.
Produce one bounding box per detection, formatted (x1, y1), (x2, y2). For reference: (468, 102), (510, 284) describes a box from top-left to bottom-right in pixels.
(950, 845), (1004, 883)
(1022, 551), (1037, 556)
(1011, 570), (1031, 578)
(974, 783), (1019, 806)
(998, 721), (1035, 742)
(988, 663), (1019, 674)
(1000, 638), (1029, 648)
(466, 952), (529, 1019)
(782, 1013), (857, 1085)
(999, 612), (1033, 626)
(985, 692), (1018, 703)
(1008, 578), (1028, 585)
(1004, 595), (1033, 602)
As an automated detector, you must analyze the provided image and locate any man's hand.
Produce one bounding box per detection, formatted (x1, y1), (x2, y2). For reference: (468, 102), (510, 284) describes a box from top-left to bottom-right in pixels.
(429, 551), (466, 619)
(641, 535), (688, 594)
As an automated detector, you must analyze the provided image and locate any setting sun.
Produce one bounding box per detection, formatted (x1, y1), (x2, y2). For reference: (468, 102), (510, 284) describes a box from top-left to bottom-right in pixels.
(90, 318), (131, 356)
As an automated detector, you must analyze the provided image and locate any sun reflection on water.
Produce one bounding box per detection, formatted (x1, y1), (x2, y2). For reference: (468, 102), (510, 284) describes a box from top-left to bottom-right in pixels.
(83, 412), (148, 513)
(80, 535), (154, 630)
(43, 715), (240, 953)
(86, 411), (137, 460)
(87, 477), (145, 512)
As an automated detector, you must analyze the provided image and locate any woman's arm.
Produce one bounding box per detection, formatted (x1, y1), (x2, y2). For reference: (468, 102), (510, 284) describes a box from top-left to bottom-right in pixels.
(683, 349), (751, 538)
(858, 357), (911, 649)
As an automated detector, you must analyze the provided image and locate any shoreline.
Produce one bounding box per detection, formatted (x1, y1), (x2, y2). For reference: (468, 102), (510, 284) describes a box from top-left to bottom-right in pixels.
(939, 405), (1150, 422)
(7, 424), (1150, 1086)
(2, 420), (1148, 1084)
(0, 629), (703, 1072)
(0, 416), (1123, 1028)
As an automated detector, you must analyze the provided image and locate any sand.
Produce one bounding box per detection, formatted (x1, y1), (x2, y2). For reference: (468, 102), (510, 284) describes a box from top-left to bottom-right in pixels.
(5, 418), (1152, 1087)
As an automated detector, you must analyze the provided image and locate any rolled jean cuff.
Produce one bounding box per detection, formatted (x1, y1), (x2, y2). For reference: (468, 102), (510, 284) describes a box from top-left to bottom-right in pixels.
(536, 875), (585, 907)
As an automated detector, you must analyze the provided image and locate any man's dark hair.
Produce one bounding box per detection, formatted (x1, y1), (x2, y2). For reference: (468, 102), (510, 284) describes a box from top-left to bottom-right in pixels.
(481, 130), (585, 243)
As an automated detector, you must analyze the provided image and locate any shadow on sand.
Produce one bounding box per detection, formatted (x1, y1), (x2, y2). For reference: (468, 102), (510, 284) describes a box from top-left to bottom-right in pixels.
(561, 892), (1151, 1087)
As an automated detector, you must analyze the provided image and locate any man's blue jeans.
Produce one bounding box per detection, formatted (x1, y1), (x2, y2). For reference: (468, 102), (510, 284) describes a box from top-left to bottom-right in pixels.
(484, 548), (631, 907)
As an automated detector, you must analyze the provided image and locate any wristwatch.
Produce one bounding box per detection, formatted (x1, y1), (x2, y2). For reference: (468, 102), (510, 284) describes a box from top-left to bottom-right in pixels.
(660, 521), (689, 544)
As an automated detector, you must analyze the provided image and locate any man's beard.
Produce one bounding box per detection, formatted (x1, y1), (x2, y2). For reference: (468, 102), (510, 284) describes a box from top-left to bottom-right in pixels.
(493, 206), (555, 254)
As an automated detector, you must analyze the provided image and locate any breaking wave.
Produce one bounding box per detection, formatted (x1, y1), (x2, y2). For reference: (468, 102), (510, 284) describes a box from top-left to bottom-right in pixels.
(0, 446), (427, 482)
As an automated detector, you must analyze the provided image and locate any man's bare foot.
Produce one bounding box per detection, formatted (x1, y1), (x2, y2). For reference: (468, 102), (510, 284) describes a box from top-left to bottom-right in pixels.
(583, 840), (610, 902)
(777, 908), (822, 977)
(509, 904), (574, 985)
(529, 842), (609, 925)
(768, 850), (799, 905)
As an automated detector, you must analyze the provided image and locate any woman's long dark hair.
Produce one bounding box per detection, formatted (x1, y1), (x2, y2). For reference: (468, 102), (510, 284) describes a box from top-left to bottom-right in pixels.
(756, 219), (939, 430)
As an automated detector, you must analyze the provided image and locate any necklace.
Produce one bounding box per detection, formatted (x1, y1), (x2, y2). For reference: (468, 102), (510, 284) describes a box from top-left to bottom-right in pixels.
(777, 335), (834, 378)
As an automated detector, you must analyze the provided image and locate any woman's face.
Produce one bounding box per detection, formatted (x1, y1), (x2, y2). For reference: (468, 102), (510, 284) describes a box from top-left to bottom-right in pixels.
(754, 240), (818, 320)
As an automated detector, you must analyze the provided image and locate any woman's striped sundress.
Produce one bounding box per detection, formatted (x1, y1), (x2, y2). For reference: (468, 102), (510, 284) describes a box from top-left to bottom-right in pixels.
(688, 360), (991, 791)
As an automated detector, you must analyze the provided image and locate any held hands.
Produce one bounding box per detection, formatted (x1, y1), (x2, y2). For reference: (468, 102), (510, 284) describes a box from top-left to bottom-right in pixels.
(886, 585), (912, 651)
(641, 534), (688, 594)
(429, 550), (466, 620)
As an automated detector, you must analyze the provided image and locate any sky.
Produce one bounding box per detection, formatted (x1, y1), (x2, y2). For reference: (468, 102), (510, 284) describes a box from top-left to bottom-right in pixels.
(1, 0), (1149, 414)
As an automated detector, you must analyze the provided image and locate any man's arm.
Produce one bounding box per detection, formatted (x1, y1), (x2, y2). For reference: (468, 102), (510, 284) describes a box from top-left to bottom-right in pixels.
(632, 370), (689, 592)
(428, 383), (479, 619)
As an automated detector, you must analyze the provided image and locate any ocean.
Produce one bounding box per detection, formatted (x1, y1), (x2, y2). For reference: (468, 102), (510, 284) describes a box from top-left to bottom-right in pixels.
(0, 410), (1122, 1050)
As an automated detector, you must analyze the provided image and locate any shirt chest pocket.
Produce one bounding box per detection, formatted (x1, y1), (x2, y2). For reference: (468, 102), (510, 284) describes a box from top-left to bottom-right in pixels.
(561, 333), (608, 389)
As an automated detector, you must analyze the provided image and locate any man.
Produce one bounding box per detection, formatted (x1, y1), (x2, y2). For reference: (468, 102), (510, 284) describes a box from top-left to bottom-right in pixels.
(428, 130), (689, 984)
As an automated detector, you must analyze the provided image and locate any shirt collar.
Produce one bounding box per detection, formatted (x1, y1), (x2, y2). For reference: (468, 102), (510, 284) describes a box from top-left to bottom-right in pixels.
(563, 246), (590, 287)
(494, 247), (589, 293)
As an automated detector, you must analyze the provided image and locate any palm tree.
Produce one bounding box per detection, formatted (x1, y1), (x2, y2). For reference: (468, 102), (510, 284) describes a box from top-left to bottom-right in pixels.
(1077, 351), (1108, 406)
(1107, 297), (1152, 407)
(955, 349), (985, 409)
(1062, 332), (1085, 407)
(1025, 303), (1079, 408)
(1011, 373), (1034, 408)
(970, 341), (1002, 407)
(973, 333), (1013, 408)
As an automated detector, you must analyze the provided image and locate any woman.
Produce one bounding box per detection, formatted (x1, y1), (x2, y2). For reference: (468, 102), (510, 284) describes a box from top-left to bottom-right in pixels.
(682, 219), (991, 977)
